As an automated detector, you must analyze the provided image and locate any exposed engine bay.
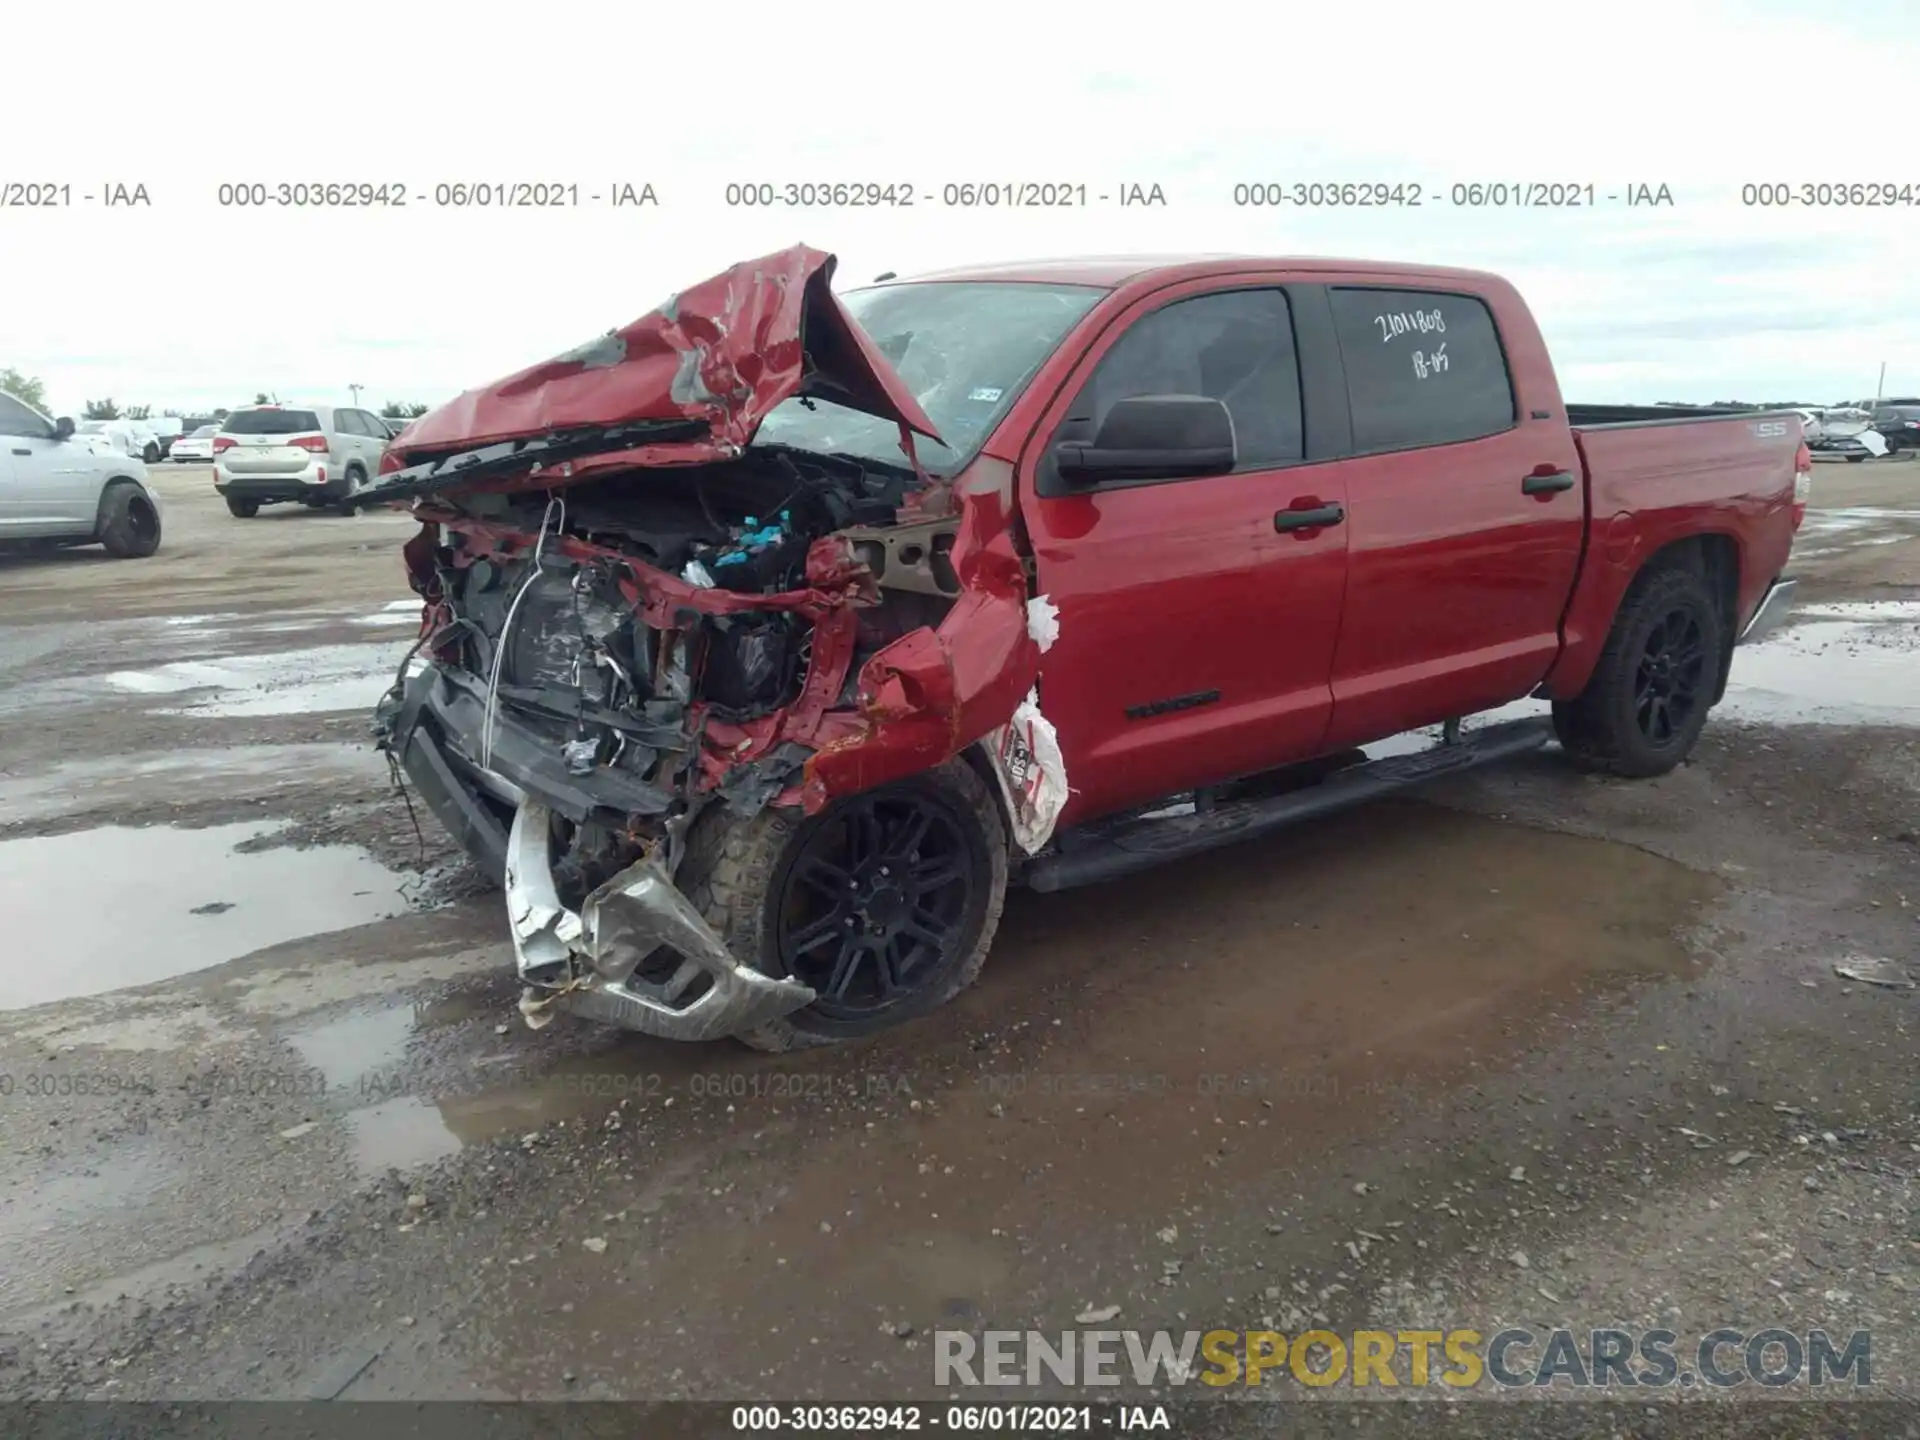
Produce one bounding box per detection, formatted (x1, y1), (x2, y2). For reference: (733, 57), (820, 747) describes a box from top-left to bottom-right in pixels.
(382, 445), (963, 911)
(366, 244), (1063, 1042)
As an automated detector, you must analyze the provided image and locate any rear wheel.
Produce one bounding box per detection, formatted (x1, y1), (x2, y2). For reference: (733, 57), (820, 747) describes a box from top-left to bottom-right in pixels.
(334, 466), (366, 515)
(97, 482), (162, 558)
(677, 759), (1008, 1052)
(1553, 563), (1724, 778)
(225, 496), (260, 518)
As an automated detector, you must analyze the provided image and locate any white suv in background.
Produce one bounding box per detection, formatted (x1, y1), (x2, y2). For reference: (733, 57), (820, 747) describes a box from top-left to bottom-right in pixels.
(211, 403), (390, 517)
(0, 390), (163, 557)
(74, 419), (142, 457)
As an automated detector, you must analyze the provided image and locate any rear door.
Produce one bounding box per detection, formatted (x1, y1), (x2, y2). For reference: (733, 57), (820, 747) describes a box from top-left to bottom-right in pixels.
(220, 406), (326, 475)
(1320, 284), (1584, 749)
(344, 408), (388, 469)
(1020, 280), (1351, 824)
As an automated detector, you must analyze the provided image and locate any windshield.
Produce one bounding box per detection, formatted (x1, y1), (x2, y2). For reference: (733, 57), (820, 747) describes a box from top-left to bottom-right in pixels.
(191, 424), (218, 437)
(753, 281), (1105, 476)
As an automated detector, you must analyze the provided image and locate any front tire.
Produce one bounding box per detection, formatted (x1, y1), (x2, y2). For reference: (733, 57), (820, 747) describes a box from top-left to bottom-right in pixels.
(97, 482), (162, 558)
(677, 759), (1009, 1052)
(1552, 563), (1725, 778)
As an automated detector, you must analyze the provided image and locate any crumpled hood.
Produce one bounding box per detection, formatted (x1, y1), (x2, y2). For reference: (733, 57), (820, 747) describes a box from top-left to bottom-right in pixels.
(392, 245), (941, 465)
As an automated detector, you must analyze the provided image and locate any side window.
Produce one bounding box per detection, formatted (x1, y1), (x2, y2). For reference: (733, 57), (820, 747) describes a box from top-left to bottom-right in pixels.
(0, 393), (52, 438)
(332, 410), (361, 437)
(1329, 288), (1516, 453)
(1077, 289), (1304, 471)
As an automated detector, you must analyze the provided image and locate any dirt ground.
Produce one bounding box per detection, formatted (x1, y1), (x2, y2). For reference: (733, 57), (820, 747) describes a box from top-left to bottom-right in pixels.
(1, 458), (1916, 1432)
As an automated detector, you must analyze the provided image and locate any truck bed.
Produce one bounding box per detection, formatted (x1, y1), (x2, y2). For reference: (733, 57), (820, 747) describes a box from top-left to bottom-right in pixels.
(1565, 403), (1777, 428)
(1538, 407), (1803, 703)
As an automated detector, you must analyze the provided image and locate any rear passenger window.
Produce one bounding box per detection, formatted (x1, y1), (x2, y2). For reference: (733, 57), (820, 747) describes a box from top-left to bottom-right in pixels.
(1078, 288), (1304, 470)
(1329, 288), (1515, 453)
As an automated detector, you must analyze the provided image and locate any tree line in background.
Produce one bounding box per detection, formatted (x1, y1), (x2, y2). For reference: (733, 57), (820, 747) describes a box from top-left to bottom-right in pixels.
(1, 369), (434, 423)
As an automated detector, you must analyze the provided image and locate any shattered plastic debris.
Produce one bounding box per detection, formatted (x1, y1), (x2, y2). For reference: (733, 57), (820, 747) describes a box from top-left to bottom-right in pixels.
(983, 689), (1069, 854)
(1832, 956), (1915, 989)
(1026, 594), (1060, 653)
(517, 988), (560, 1030)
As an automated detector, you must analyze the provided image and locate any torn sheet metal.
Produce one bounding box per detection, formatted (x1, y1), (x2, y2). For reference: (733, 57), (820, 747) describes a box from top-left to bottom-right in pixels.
(801, 459), (1042, 807)
(388, 246), (941, 485)
(983, 689), (1070, 854)
(504, 800), (814, 1041)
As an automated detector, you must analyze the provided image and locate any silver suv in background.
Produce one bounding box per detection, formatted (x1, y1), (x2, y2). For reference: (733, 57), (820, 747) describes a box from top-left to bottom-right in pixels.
(0, 390), (163, 557)
(212, 403), (390, 517)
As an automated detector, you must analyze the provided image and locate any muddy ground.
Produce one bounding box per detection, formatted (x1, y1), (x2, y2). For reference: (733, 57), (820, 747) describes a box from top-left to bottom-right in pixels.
(1, 459), (1916, 1431)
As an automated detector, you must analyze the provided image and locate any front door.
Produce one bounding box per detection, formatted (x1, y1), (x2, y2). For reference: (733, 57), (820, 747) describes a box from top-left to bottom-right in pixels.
(0, 393), (94, 537)
(1019, 282), (1351, 826)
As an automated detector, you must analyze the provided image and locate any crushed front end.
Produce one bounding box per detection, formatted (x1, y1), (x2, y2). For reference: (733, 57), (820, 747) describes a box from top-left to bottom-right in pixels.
(367, 244), (1059, 1042)
(374, 442), (1040, 1040)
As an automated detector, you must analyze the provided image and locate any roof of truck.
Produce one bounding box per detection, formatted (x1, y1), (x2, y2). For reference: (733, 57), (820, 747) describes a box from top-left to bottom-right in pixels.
(882, 254), (1506, 289)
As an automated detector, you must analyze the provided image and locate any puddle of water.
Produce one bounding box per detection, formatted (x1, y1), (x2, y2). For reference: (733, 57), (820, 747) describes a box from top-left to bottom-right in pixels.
(0, 822), (414, 1010)
(344, 1096), (465, 1173)
(99, 642), (412, 718)
(1724, 602), (1920, 726)
(0, 742), (387, 826)
(481, 804), (1723, 1396)
(0, 1146), (176, 1249)
(287, 1004), (420, 1094)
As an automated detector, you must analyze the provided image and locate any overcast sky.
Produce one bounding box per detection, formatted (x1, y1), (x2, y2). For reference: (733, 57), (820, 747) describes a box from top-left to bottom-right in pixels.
(5, 0), (1915, 416)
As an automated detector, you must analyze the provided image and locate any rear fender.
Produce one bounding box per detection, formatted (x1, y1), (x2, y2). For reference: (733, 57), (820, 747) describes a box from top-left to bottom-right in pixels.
(1541, 529), (1742, 702)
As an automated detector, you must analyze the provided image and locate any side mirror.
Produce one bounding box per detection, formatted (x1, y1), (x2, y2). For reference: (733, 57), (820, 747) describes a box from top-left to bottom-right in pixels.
(1054, 395), (1236, 483)
(52, 416), (75, 441)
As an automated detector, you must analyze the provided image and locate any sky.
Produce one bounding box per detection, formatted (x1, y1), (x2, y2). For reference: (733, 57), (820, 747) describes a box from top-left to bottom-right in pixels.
(4, 0), (1916, 417)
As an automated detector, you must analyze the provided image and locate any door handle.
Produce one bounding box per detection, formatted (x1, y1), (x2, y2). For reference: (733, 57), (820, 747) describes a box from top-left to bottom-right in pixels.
(1274, 503), (1344, 532)
(1522, 470), (1577, 495)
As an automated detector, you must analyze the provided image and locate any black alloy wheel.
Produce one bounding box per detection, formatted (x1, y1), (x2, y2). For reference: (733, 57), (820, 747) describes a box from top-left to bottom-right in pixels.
(773, 790), (979, 1021)
(1633, 608), (1708, 746)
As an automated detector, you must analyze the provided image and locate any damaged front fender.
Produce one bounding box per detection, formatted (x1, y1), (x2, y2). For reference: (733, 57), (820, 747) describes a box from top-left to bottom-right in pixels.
(802, 458), (1046, 807)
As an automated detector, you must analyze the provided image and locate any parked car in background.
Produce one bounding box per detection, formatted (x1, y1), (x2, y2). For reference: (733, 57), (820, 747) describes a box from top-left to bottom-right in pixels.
(211, 403), (390, 517)
(121, 421), (165, 463)
(1785, 408), (1825, 444)
(146, 417), (185, 457)
(74, 419), (141, 457)
(1869, 404), (1920, 453)
(1808, 407), (1884, 463)
(0, 391), (164, 556)
(371, 244), (1806, 1051)
(169, 423), (220, 462)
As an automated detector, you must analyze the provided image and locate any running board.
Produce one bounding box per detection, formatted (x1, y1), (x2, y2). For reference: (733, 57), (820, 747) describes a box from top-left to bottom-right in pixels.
(1024, 717), (1554, 894)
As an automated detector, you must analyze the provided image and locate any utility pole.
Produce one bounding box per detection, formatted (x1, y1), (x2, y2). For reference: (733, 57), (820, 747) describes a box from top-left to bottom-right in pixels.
(1874, 363), (1885, 404)
(348, 383), (363, 408)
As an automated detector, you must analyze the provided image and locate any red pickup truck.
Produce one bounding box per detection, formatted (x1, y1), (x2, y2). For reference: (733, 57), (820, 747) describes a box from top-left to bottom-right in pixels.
(369, 245), (1807, 1051)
